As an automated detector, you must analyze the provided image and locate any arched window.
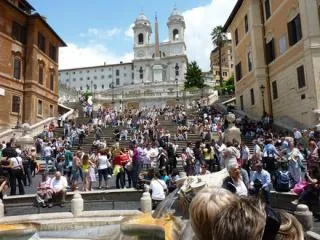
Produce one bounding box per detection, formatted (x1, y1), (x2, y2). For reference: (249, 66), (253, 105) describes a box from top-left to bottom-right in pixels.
(138, 33), (144, 44)
(173, 29), (179, 40)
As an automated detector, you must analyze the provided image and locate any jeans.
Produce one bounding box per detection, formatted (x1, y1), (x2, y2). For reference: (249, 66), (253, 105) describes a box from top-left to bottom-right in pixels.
(125, 168), (132, 188)
(45, 156), (51, 172)
(132, 161), (141, 188)
(10, 168), (25, 195)
(116, 169), (125, 189)
(98, 168), (108, 187)
(194, 160), (201, 175)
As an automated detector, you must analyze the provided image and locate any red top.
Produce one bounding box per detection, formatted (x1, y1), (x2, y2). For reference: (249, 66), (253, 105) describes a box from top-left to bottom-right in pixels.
(113, 153), (129, 166)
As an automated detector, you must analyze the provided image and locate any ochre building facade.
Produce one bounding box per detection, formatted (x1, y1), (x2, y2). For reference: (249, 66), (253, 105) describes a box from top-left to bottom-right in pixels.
(224, 0), (320, 128)
(210, 40), (234, 82)
(0, 0), (66, 129)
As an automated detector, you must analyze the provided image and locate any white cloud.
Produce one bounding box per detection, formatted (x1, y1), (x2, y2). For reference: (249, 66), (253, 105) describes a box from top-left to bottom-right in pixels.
(59, 43), (133, 70)
(183, 0), (237, 71)
(125, 24), (134, 39)
(80, 27), (122, 40)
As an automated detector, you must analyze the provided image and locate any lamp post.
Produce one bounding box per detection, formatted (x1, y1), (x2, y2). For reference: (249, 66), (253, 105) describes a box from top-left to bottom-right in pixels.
(260, 84), (266, 116)
(175, 63), (179, 101)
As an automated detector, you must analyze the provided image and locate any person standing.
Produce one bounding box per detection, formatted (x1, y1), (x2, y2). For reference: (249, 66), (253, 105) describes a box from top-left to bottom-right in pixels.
(8, 150), (25, 195)
(43, 142), (52, 172)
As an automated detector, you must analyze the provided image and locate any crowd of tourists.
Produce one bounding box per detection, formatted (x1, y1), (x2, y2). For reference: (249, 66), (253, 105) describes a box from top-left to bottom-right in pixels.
(0, 96), (320, 237)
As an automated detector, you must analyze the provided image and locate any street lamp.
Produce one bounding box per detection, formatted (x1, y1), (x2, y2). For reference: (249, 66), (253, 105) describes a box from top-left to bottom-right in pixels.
(260, 84), (266, 116)
(175, 63), (179, 101)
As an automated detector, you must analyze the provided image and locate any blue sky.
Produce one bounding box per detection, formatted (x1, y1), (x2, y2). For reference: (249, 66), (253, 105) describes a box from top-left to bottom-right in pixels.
(28, 0), (237, 71)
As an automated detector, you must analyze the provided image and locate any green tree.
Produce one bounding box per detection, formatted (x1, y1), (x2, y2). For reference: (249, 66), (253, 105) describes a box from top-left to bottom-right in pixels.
(214, 75), (235, 95)
(211, 25), (227, 87)
(184, 61), (204, 89)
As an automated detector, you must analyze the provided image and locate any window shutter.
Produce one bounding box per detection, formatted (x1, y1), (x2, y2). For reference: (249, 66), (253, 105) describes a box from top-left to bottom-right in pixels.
(288, 21), (294, 46)
(297, 65), (305, 88)
(295, 14), (302, 42)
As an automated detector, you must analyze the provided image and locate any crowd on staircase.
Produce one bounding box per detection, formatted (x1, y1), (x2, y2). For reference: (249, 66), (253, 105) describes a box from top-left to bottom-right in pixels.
(1, 96), (320, 216)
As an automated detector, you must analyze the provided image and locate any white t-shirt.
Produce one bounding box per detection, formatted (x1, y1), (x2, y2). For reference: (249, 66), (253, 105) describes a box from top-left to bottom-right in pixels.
(43, 146), (52, 157)
(50, 176), (68, 191)
(97, 155), (110, 169)
(10, 156), (22, 169)
(234, 180), (248, 197)
(150, 179), (167, 201)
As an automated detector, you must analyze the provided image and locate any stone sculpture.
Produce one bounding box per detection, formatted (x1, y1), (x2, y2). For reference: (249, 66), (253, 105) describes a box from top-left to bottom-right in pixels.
(223, 112), (241, 144)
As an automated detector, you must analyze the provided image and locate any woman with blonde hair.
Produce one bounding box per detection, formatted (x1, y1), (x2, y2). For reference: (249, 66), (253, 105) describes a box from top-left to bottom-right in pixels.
(212, 198), (266, 240)
(274, 211), (304, 240)
(189, 187), (238, 240)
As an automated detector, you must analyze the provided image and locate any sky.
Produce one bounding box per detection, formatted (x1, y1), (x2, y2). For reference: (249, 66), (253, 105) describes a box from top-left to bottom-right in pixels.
(28, 0), (237, 71)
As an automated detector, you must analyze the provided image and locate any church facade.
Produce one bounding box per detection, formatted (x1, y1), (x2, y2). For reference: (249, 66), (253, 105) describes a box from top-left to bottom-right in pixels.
(59, 9), (188, 101)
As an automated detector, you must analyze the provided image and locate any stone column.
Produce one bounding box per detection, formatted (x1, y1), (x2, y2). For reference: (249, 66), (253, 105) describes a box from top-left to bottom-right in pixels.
(0, 199), (4, 217)
(71, 192), (84, 217)
(294, 204), (313, 231)
(140, 186), (152, 213)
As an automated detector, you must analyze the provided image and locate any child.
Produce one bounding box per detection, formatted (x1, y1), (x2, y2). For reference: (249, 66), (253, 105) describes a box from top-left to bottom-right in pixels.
(88, 160), (96, 191)
(82, 154), (90, 191)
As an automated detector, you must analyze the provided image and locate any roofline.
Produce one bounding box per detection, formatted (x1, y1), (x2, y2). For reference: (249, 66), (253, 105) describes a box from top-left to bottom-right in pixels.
(31, 13), (67, 47)
(222, 0), (244, 32)
(21, 0), (35, 11)
(58, 62), (133, 72)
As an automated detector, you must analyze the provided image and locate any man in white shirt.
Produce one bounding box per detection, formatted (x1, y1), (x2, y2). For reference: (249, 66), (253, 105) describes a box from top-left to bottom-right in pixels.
(149, 171), (167, 209)
(293, 128), (302, 143)
(43, 143), (52, 172)
(50, 171), (68, 207)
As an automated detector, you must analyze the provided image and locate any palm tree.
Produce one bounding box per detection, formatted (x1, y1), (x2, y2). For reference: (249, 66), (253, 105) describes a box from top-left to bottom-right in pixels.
(211, 25), (227, 87)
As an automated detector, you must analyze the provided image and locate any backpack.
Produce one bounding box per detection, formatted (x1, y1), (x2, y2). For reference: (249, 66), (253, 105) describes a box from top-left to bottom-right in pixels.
(276, 171), (290, 192)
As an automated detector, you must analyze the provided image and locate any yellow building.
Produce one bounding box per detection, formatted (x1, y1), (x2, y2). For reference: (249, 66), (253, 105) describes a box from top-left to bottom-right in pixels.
(210, 40), (234, 82)
(223, 0), (320, 128)
(0, 0), (66, 129)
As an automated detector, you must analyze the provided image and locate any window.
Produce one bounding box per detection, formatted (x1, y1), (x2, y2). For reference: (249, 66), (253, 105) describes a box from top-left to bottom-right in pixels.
(94, 84), (97, 90)
(108, 74), (112, 78)
(37, 99), (43, 116)
(244, 15), (249, 33)
(250, 88), (255, 105)
(12, 96), (20, 113)
(101, 69), (104, 72)
(124, 73), (127, 77)
(94, 76), (97, 79)
(138, 33), (144, 44)
(11, 21), (26, 44)
(272, 81), (278, 99)
(297, 65), (306, 88)
(266, 39), (275, 64)
(132, 73), (134, 79)
(38, 32), (46, 52)
(49, 105), (54, 117)
(80, 77), (83, 81)
(288, 14), (302, 46)
(116, 69), (120, 76)
(101, 84), (104, 89)
(279, 35), (287, 54)
(49, 44), (57, 61)
(248, 48), (253, 72)
(235, 62), (242, 81)
(240, 95), (244, 111)
(13, 57), (21, 80)
(235, 28), (239, 45)
(73, 78), (76, 82)
(265, 0), (271, 20)
(116, 78), (120, 85)
(80, 86), (83, 90)
(173, 29), (179, 40)
(38, 65), (43, 85)
(101, 75), (104, 79)
(223, 72), (227, 77)
(86, 84), (90, 90)
(139, 67), (143, 79)
(50, 73), (54, 91)
(87, 77), (90, 80)
(87, 70), (90, 73)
